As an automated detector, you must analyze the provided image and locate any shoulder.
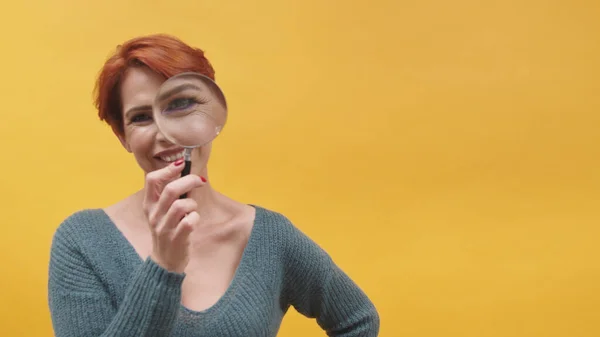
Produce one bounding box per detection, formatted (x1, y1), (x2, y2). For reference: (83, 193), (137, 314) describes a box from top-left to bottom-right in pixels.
(48, 209), (111, 283)
(252, 204), (332, 263)
(252, 204), (306, 242)
(252, 204), (294, 228)
(50, 208), (111, 252)
(54, 208), (109, 234)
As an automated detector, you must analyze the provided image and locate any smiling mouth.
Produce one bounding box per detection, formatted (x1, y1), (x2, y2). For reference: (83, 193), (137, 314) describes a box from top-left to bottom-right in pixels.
(157, 150), (185, 162)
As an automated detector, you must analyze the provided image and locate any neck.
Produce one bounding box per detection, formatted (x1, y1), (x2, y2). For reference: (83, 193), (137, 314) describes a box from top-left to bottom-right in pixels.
(188, 168), (224, 222)
(188, 181), (223, 221)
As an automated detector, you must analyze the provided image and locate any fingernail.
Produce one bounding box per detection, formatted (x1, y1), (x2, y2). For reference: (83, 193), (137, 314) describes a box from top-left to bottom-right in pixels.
(174, 158), (184, 166)
(200, 176), (207, 182)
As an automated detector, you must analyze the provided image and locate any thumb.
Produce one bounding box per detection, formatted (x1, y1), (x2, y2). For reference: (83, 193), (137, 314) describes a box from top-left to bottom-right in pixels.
(143, 158), (186, 205)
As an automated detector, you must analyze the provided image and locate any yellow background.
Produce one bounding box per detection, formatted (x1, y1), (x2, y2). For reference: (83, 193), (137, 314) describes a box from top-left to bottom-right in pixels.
(1, 0), (599, 336)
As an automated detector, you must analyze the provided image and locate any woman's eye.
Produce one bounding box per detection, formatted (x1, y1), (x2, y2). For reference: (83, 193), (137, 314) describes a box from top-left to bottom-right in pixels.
(131, 114), (151, 123)
(166, 98), (195, 111)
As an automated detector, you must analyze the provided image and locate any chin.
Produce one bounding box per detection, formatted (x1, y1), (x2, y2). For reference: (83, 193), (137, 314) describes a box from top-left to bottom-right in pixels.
(134, 158), (165, 174)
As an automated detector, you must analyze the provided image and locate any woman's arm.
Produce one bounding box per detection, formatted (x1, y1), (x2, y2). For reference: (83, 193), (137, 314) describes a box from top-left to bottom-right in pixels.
(281, 218), (380, 336)
(47, 222), (184, 337)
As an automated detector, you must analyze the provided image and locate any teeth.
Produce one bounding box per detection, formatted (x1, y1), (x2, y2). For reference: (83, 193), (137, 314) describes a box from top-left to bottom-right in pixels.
(160, 151), (184, 162)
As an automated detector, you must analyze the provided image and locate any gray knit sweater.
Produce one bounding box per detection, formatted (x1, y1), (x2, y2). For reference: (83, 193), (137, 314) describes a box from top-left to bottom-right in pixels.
(48, 204), (380, 336)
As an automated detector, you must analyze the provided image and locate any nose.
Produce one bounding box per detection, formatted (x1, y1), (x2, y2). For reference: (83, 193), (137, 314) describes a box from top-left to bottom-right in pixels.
(154, 125), (173, 145)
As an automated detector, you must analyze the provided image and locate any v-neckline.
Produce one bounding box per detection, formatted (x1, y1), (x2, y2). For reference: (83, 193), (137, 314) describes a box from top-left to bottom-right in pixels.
(97, 204), (264, 316)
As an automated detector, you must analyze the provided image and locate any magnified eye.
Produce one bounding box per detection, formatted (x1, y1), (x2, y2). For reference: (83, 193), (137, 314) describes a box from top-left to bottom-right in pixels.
(166, 97), (196, 112)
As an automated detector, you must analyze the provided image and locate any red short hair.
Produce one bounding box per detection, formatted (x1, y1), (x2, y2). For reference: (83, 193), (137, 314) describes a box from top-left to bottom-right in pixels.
(94, 34), (216, 136)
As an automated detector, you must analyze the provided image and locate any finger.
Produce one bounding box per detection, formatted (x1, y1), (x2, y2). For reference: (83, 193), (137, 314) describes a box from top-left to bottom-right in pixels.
(157, 198), (198, 233)
(173, 211), (199, 243)
(143, 160), (186, 204)
(154, 174), (204, 221)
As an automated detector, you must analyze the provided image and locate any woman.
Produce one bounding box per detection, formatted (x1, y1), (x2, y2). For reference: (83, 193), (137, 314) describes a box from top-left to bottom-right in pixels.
(48, 33), (379, 337)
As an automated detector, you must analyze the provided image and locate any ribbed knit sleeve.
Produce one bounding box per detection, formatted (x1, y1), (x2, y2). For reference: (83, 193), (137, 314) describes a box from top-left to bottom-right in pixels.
(47, 219), (185, 337)
(281, 219), (380, 336)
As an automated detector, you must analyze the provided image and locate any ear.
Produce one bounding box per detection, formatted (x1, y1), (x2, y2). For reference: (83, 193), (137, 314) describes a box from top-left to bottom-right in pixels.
(116, 132), (132, 153)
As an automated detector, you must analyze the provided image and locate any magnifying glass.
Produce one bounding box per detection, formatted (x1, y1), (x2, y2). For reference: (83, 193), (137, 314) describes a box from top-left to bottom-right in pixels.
(152, 72), (228, 198)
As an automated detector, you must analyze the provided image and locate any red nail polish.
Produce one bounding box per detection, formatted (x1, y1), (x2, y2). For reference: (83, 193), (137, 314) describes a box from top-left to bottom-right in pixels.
(200, 176), (207, 182)
(174, 158), (184, 166)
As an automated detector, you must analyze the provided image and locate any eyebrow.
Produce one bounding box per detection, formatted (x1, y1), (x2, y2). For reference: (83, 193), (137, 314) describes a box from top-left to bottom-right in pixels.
(156, 83), (202, 105)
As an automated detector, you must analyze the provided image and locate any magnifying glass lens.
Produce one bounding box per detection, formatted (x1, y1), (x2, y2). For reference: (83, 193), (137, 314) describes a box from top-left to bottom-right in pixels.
(153, 72), (227, 148)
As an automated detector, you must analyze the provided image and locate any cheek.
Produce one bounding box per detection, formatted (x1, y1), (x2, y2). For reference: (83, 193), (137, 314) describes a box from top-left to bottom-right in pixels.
(127, 127), (155, 154)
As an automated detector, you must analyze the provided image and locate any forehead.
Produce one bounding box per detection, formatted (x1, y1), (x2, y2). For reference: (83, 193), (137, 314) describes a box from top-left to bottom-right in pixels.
(120, 66), (165, 112)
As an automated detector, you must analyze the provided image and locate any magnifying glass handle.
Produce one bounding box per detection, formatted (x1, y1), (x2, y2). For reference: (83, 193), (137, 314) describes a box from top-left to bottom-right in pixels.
(179, 159), (192, 199)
